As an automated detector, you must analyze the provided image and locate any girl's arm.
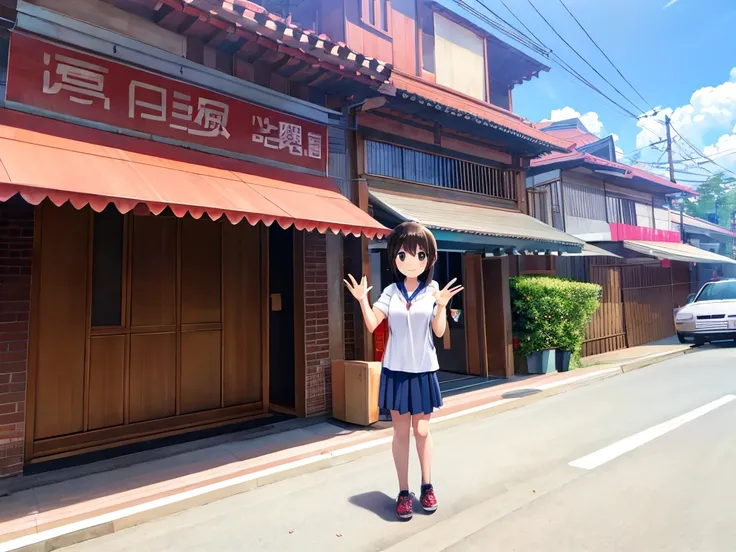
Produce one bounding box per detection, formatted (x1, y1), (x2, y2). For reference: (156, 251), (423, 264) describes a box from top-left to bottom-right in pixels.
(431, 302), (447, 338)
(431, 279), (463, 338)
(359, 296), (386, 334)
(344, 274), (387, 334)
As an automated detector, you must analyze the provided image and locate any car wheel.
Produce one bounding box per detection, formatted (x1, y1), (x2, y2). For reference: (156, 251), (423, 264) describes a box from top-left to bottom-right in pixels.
(677, 332), (688, 344)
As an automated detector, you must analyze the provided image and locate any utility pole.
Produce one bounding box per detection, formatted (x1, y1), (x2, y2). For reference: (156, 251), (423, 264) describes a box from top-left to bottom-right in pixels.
(665, 115), (676, 184)
(665, 115), (686, 243)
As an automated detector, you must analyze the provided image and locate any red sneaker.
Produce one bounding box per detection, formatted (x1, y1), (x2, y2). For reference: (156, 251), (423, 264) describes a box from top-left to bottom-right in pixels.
(420, 485), (438, 513)
(396, 493), (413, 520)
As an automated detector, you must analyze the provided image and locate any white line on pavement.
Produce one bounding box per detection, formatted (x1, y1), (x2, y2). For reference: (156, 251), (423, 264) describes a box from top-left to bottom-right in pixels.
(569, 394), (736, 471)
(0, 367), (618, 552)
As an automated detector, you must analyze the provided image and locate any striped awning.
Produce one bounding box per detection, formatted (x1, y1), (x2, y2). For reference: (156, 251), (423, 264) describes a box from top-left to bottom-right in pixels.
(623, 240), (736, 264)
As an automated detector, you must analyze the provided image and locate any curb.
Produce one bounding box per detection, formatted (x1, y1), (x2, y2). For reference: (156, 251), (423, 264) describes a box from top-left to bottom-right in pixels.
(0, 348), (693, 552)
(620, 348), (692, 373)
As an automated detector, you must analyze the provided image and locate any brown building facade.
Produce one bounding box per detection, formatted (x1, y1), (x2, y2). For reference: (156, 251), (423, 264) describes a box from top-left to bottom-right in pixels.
(0, 0), (390, 477)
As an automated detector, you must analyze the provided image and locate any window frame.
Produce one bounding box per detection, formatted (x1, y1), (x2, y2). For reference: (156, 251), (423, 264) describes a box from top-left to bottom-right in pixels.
(361, 0), (392, 37)
(431, 11), (489, 103)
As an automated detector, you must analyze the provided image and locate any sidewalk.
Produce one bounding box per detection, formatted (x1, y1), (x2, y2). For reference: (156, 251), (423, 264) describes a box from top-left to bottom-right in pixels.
(580, 336), (691, 371)
(0, 338), (692, 552)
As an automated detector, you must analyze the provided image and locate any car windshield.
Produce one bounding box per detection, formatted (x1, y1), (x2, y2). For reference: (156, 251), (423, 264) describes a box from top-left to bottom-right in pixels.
(695, 281), (736, 302)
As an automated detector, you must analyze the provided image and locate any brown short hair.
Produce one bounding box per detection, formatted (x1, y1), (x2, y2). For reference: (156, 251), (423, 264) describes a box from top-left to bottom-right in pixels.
(386, 221), (438, 286)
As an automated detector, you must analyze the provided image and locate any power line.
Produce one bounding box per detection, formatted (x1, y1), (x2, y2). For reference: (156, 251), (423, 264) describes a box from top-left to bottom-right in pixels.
(465, 0), (642, 120)
(464, 0), (548, 53)
(669, 125), (736, 177)
(498, 0), (548, 50)
(556, 0), (655, 113)
(454, 0), (549, 57)
(671, 169), (718, 177)
(527, 0), (648, 116)
(618, 139), (667, 159)
(675, 178), (713, 184)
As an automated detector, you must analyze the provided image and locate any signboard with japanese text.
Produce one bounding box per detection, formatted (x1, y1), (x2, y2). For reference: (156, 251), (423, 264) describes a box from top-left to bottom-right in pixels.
(5, 33), (327, 173)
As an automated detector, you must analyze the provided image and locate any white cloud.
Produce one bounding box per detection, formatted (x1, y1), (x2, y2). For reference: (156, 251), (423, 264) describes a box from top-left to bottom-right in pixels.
(703, 134), (736, 174)
(635, 73), (736, 150)
(663, 0), (680, 8)
(633, 68), (736, 179)
(542, 106), (605, 136)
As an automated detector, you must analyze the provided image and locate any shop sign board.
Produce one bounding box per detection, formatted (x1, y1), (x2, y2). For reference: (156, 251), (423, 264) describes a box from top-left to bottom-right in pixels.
(6, 33), (328, 173)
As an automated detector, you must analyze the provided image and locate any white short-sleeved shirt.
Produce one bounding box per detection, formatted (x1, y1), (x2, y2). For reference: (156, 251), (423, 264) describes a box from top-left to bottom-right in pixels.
(373, 281), (440, 374)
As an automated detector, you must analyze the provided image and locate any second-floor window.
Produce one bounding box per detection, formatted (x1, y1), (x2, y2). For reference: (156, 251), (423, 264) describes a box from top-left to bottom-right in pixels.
(607, 196), (637, 226)
(433, 13), (486, 101)
(365, 141), (517, 201)
(362, 0), (391, 34)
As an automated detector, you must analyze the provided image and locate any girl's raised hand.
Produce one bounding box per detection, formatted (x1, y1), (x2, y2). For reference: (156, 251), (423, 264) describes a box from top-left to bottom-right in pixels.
(433, 278), (464, 308)
(343, 274), (373, 301)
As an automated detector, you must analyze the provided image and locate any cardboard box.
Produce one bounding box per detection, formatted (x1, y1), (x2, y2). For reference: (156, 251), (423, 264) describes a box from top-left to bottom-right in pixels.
(331, 360), (382, 426)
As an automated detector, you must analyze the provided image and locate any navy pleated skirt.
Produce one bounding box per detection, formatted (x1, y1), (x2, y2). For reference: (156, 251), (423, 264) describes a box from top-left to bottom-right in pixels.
(378, 368), (443, 416)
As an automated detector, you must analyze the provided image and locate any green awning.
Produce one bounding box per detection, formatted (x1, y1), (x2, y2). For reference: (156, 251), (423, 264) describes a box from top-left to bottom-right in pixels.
(369, 188), (584, 252)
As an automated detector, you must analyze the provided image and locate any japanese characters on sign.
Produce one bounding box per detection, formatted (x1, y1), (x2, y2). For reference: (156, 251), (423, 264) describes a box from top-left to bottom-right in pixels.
(7, 34), (327, 173)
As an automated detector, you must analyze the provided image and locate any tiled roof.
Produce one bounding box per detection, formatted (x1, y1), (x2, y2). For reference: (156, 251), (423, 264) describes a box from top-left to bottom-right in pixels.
(159, 0), (392, 85)
(540, 127), (600, 148)
(531, 152), (699, 197)
(388, 71), (571, 153)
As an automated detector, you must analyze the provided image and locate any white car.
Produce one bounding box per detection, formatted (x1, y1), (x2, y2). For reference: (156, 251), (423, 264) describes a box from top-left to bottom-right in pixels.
(675, 279), (736, 345)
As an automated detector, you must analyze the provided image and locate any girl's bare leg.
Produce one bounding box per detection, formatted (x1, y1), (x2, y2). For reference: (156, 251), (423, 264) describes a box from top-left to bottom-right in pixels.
(390, 411), (412, 491)
(412, 412), (433, 485)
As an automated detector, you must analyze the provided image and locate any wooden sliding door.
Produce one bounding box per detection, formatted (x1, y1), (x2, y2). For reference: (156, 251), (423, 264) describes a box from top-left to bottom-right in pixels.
(27, 203), (265, 463)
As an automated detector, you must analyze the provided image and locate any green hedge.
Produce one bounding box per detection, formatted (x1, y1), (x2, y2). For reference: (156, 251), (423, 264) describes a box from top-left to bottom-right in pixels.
(510, 276), (602, 364)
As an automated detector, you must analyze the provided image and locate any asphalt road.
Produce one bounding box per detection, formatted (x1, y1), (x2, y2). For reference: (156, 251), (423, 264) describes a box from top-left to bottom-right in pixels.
(63, 343), (736, 552)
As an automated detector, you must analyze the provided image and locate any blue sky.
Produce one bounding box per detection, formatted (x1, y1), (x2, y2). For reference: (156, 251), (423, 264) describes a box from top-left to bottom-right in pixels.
(445, 0), (736, 185)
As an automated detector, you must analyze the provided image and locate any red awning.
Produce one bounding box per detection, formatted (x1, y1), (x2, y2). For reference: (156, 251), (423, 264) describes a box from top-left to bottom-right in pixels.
(0, 109), (388, 239)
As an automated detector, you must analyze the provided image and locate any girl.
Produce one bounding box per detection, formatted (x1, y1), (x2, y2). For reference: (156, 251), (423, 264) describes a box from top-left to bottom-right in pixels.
(344, 221), (463, 521)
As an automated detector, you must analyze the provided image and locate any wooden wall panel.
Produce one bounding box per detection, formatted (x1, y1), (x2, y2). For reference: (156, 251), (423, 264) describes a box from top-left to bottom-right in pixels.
(390, 0), (418, 73)
(34, 203), (89, 440)
(87, 335), (125, 431)
(482, 257), (513, 378)
(358, 112), (513, 166)
(584, 264), (626, 357)
(129, 333), (176, 423)
(463, 253), (485, 376)
(621, 264), (676, 347)
(131, 217), (177, 327)
(222, 223), (263, 406)
(180, 330), (222, 414)
(181, 218), (221, 325)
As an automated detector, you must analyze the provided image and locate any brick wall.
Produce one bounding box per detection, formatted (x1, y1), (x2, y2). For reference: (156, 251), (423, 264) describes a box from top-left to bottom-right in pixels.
(344, 287), (356, 361)
(304, 232), (331, 416)
(0, 199), (33, 479)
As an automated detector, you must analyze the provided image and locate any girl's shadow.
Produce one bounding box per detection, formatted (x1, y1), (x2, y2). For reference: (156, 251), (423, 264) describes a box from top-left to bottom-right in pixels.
(349, 491), (427, 522)
(349, 491), (404, 522)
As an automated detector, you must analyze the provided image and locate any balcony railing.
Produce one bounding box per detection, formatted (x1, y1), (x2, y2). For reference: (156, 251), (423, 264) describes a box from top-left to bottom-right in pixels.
(365, 140), (517, 201)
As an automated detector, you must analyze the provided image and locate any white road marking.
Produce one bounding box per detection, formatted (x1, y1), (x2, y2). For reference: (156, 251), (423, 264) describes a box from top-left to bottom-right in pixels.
(569, 394), (736, 470)
(0, 366), (618, 552)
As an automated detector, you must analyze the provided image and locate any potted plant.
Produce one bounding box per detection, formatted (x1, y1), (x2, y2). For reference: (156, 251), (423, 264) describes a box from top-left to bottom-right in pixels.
(510, 277), (558, 374)
(511, 276), (601, 374)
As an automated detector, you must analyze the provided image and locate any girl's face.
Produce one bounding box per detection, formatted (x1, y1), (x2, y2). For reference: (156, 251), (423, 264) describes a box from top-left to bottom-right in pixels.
(396, 246), (428, 279)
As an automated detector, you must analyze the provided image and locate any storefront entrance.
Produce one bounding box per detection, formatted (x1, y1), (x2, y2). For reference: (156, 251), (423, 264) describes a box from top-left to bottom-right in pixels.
(433, 251), (467, 374)
(268, 226), (296, 412)
(26, 202), (266, 464)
